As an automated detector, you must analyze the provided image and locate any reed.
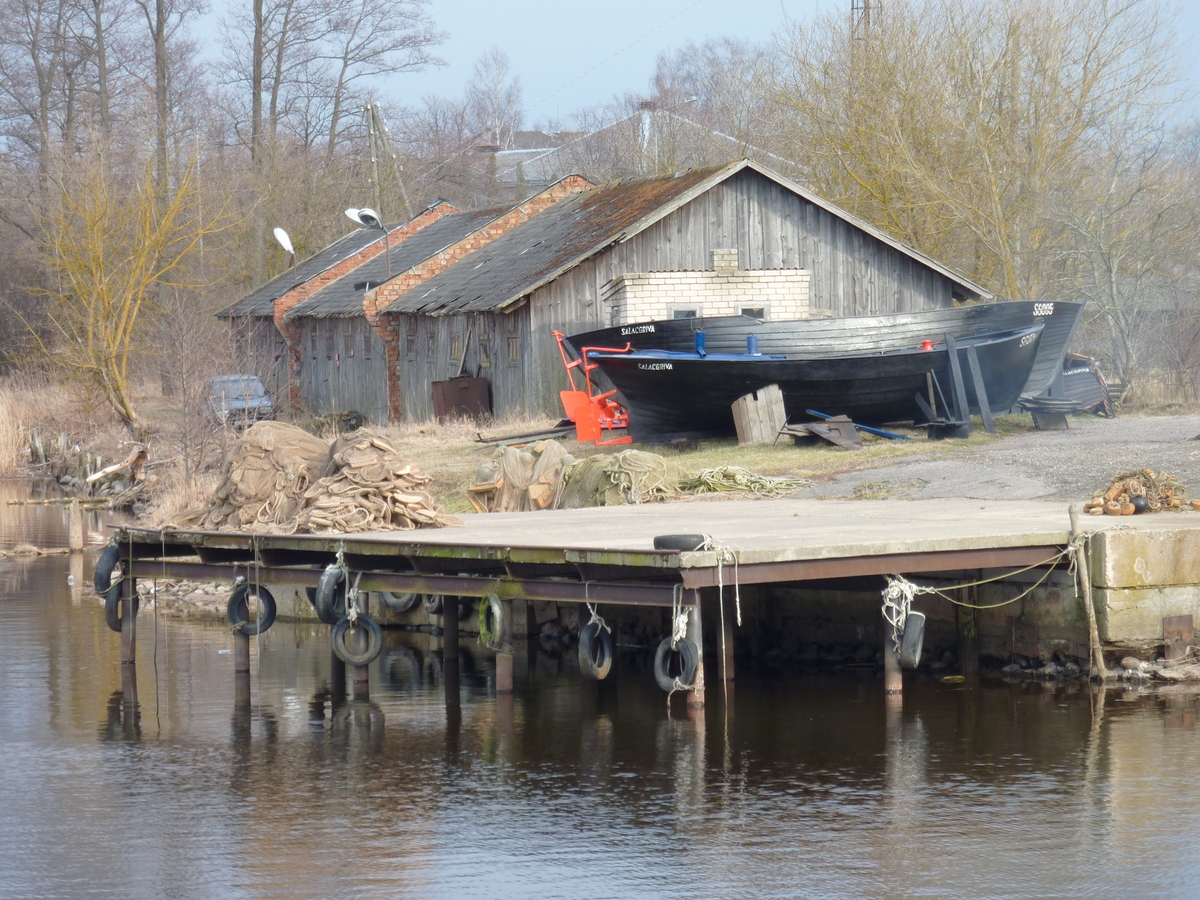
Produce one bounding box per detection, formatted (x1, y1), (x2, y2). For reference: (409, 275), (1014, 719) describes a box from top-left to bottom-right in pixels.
(0, 376), (77, 476)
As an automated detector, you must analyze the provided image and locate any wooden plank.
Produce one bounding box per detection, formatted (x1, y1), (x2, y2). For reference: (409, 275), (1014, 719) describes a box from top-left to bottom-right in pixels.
(965, 344), (995, 434)
(732, 384), (786, 445)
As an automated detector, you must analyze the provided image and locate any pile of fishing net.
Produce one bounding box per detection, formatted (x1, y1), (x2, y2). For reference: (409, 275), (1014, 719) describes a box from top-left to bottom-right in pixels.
(1083, 468), (1191, 516)
(681, 466), (810, 496)
(180, 422), (458, 534)
(466, 445), (811, 512)
(558, 449), (681, 509)
(291, 431), (461, 532)
(467, 440), (576, 513)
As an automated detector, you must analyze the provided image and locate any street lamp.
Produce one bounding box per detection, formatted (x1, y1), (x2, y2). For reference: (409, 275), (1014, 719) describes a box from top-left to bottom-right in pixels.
(346, 207), (390, 277)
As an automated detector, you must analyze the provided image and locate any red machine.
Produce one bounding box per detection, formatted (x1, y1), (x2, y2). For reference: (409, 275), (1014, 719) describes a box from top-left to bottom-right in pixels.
(553, 330), (633, 445)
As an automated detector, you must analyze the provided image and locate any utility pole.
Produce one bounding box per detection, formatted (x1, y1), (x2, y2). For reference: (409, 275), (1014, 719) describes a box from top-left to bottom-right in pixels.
(851, 0), (876, 41)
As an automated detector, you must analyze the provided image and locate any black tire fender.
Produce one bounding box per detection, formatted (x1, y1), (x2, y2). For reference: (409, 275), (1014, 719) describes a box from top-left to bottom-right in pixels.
(378, 591), (419, 613)
(652, 534), (708, 552)
(94, 542), (122, 594)
(104, 583), (139, 634)
(314, 565), (348, 625)
(422, 593), (444, 615)
(578, 620), (614, 679)
(478, 595), (507, 649)
(331, 614), (384, 666)
(227, 583), (277, 636)
(653, 637), (699, 692)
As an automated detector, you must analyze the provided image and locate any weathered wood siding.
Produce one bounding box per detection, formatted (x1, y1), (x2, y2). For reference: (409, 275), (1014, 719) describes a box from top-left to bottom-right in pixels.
(298, 318), (389, 423)
(230, 317), (289, 406)
(395, 310), (529, 421)
(525, 168), (960, 415)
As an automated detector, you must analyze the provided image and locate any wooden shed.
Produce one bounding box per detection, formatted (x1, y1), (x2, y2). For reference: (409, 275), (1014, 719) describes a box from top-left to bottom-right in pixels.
(379, 159), (990, 420)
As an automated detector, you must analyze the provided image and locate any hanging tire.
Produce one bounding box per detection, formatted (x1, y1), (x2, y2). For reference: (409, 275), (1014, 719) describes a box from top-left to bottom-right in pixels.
(898, 611), (926, 670)
(653, 637), (698, 692)
(378, 591), (419, 613)
(314, 565), (348, 625)
(423, 594), (444, 615)
(578, 620), (614, 679)
(652, 534), (708, 552)
(478, 595), (507, 649)
(331, 614), (384, 666)
(104, 583), (139, 633)
(227, 583), (277, 636)
(94, 542), (122, 594)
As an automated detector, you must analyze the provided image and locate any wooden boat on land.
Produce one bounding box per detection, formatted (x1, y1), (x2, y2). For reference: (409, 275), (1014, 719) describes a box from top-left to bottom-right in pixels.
(566, 300), (1083, 401)
(578, 324), (1044, 442)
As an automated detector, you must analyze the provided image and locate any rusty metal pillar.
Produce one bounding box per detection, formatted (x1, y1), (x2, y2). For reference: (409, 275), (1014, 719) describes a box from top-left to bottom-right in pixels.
(687, 602), (705, 713)
(330, 650), (346, 699)
(496, 599), (514, 694)
(120, 577), (137, 665)
(957, 585), (979, 680)
(883, 613), (902, 698)
(443, 596), (459, 669)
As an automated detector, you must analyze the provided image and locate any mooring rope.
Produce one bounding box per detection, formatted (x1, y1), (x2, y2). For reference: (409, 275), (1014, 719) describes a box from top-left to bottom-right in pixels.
(880, 547), (1073, 648)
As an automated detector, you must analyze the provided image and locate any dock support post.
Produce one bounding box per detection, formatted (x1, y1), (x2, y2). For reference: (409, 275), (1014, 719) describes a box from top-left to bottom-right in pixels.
(687, 603), (705, 713)
(330, 650), (346, 698)
(67, 500), (84, 552)
(120, 577), (137, 665)
(957, 586), (979, 679)
(233, 630), (250, 674)
(443, 596), (459, 670)
(883, 612), (902, 697)
(496, 599), (514, 694)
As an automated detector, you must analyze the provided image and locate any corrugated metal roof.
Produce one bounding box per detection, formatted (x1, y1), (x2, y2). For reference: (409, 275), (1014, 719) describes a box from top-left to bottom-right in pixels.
(283, 207), (508, 320)
(217, 228), (390, 318)
(383, 159), (989, 317)
(382, 163), (736, 316)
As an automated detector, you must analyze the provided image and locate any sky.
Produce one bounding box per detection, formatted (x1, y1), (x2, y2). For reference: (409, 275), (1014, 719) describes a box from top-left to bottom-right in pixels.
(396, 0), (1200, 127)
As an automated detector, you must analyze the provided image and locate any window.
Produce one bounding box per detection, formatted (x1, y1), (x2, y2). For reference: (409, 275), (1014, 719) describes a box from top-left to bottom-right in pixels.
(479, 336), (491, 368)
(406, 331), (417, 361)
(508, 335), (521, 362)
(740, 306), (767, 321)
(671, 306), (701, 319)
(450, 333), (463, 360)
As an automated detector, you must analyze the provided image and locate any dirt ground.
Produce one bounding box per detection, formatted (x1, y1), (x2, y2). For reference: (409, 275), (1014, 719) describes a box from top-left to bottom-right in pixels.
(794, 412), (1200, 503)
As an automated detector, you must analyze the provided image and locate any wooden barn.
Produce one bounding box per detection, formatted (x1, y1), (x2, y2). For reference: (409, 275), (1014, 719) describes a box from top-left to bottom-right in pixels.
(373, 158), (990, 420)
(217, 224), (401, 410)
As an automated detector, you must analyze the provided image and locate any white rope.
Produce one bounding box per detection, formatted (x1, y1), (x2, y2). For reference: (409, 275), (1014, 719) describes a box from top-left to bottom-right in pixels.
(702, 534), (743, 627)
(585, 601), (610, 635)
(670, 583), (688, 649)
(881, 577), (915, 652)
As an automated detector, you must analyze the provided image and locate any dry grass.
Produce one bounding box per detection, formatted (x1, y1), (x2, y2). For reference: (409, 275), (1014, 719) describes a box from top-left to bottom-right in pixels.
(0, 375), (81, 475)
(148, 462), (224, 526)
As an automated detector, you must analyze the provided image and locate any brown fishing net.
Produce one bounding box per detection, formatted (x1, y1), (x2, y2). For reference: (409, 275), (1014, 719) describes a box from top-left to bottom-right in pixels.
(180, 423), (458, 534)
(467, 440), (576, 513)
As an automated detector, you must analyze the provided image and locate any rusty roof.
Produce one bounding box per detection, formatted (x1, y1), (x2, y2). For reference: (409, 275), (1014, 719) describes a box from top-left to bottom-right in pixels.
(382, 163), (735, 316)
(283, 207), (510, 320)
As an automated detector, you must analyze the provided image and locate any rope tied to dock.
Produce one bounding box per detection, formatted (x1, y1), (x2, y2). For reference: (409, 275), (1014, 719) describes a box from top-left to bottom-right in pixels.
(584, 599), (610, 636)
(881, 547), (1074, 648)
(670, 584), (689, 650)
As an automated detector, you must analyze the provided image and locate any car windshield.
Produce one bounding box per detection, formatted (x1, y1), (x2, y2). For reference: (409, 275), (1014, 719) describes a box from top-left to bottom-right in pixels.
(211, 377), (266, 397)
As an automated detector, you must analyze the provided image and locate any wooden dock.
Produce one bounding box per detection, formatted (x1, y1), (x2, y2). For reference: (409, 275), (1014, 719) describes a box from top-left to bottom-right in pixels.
(106, 498), (1200, 707)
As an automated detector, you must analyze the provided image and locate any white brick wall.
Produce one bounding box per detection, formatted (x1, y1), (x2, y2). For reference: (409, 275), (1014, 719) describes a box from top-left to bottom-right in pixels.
(606, 268), (811, 325)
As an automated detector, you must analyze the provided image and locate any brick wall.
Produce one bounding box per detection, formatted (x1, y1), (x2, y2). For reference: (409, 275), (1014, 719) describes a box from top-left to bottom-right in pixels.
(365, 175), (593, 420)
(604, 249), (811, 325)
(272, 200), (460, 410)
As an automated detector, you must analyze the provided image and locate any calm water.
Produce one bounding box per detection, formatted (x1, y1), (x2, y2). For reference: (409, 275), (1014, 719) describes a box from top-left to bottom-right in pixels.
(2, 481), (1199, 900)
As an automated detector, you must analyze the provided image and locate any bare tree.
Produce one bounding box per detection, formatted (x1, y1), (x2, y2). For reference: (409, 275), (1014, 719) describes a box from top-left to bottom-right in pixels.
(465, 47), (521, 149)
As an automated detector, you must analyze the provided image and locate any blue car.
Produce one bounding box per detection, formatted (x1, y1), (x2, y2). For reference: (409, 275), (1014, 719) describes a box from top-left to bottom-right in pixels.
(205, 375), (275, 427)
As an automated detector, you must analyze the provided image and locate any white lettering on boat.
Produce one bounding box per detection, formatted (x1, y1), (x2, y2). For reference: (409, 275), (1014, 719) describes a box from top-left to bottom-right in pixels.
(1033, 303), (1054, 316)
(1021, 332), (1037, 346)
(621, 324), (656, 335)
(638, 362), (673, 371)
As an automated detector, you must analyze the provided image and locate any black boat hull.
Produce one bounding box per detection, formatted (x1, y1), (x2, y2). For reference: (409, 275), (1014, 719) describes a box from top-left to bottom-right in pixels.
(589, 326), (1042, 442)
(567, 300), (1083, 400)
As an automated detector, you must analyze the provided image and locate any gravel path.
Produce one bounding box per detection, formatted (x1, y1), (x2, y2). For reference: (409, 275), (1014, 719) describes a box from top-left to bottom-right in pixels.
(796, 414), (1200, 502)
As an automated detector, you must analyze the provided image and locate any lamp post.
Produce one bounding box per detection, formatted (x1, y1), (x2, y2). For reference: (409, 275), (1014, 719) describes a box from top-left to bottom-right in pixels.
(346, 207), (390, 278)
